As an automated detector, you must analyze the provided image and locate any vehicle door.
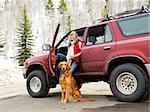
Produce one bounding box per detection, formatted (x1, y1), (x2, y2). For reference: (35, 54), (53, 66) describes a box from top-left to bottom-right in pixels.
(81, 23), (116, 74)
(48, 23), (60, 76)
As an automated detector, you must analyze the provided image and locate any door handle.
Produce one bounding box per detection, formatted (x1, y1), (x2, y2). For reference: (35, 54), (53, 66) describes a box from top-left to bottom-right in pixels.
(104, 46), (111, 50)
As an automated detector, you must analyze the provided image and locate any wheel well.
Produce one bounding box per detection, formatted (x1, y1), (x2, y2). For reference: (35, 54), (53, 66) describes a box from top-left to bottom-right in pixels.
(26, 64), (46, 78)
(108, 57), (148, 75)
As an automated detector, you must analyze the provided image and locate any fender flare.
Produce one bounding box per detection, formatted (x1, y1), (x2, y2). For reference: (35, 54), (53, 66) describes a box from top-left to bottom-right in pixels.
(105, 55), (145, 74)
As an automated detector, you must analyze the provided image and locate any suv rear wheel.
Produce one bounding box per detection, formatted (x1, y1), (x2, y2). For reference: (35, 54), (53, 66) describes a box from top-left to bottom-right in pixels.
(109, 63), (148, 101)
(27, 70), (49, 97)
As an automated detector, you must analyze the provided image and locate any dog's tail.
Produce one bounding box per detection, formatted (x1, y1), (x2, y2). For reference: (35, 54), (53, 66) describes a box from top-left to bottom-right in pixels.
(79, 98), (96, 102)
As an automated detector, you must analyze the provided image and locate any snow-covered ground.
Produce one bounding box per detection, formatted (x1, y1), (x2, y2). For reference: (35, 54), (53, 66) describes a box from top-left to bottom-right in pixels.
(0, 56), (24, 86)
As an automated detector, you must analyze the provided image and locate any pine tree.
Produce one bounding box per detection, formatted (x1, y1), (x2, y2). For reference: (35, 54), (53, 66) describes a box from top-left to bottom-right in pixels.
(58, 0), (67, 16)
(66, 15), (72, 32)
(45, 0), (55, 17)
(16, 5), (34, 66)
(45, 0), (55, 42)
(102, 0), (110, 17)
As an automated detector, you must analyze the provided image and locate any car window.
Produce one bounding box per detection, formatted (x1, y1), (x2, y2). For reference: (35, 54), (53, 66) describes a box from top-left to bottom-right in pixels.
(105, 25), (113, 42)
(57, 36), (69, 48)
(117, 14), (150, 37)
(57, 29), (85, 48)
(86, 24), (112, 46)
(76, 29), (85, 40)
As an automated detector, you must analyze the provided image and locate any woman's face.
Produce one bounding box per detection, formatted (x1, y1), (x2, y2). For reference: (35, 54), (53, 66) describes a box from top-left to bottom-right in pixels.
(70, 33), (77, 41)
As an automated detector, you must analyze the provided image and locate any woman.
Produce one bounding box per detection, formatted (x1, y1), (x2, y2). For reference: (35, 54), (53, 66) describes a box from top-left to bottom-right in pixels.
(66, 31), (82, 74)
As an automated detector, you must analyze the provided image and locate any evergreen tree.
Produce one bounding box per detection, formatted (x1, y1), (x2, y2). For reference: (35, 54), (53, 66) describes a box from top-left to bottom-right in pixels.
(58, 0), (67, 16)
(45, 0), (55, 42)
(102, 0), (110, 17)
(66, 15), (72, 32)
(16, 5), (34, 66)
(45, 0), (55, 17)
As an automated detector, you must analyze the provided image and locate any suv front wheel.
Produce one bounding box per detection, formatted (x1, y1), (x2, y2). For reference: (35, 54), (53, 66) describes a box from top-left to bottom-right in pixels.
(27, 70), (49, 97)
(109, 63), (148, 101)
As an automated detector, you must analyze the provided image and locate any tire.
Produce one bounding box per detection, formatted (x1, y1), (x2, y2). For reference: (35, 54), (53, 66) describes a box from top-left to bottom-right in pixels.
(27, 70), (49, 98)
(109, 63), (148, 102)
(133, 64), (149, 100)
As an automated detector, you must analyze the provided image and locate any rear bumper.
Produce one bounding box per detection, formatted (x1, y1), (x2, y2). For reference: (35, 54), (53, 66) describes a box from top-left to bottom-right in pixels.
(145, 63), (150, 76)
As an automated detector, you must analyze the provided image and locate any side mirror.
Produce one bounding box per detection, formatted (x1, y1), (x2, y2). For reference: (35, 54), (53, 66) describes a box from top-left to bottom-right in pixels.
(89, 36), (97, 43)
(42, 44), (51, 51)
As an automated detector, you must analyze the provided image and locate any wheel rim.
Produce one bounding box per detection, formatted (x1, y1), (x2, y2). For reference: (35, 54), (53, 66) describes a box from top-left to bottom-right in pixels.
(30, 76), (42, 93)
(116, 72), (138, 95)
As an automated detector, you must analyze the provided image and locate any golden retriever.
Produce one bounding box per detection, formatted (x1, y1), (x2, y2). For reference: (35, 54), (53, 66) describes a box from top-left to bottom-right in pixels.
(58, 61), (95, 104)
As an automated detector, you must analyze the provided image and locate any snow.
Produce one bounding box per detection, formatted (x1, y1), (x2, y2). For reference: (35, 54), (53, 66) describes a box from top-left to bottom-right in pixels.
(0, 56), (24, 86)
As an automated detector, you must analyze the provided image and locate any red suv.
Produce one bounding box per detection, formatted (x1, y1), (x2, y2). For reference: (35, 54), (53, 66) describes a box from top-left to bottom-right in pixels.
(23, 8), (150, 101)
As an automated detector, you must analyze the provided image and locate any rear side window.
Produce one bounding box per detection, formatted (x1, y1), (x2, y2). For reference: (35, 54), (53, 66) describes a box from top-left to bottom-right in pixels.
(117, 15), (150, 37)
(86, 24), (113, 46)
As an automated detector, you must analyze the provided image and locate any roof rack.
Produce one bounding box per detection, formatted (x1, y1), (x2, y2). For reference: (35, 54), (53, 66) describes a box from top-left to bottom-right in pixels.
(114, 6), (149, 18)
(93, 6), (150, 24)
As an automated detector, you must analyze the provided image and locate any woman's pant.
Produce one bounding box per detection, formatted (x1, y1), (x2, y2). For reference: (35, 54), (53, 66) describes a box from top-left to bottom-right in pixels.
(70, 60), (79, 75)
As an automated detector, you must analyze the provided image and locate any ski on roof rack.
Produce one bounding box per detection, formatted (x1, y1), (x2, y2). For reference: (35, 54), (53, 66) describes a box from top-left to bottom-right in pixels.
(93, 6), (150, 24)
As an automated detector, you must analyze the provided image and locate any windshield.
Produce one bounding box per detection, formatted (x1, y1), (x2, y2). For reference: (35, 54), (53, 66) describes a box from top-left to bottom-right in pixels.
(57, 36), (69, 48)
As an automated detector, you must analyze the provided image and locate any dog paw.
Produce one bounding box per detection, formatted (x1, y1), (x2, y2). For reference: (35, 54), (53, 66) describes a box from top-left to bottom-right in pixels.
(60, 100), (65, 104)
(73, 99), (78, 102)
(60, 100), (67, 104)
(64, 99), (67, 103)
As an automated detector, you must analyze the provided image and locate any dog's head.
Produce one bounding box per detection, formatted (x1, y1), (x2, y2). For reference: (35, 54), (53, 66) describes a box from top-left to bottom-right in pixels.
(58, 61), (70, 72)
